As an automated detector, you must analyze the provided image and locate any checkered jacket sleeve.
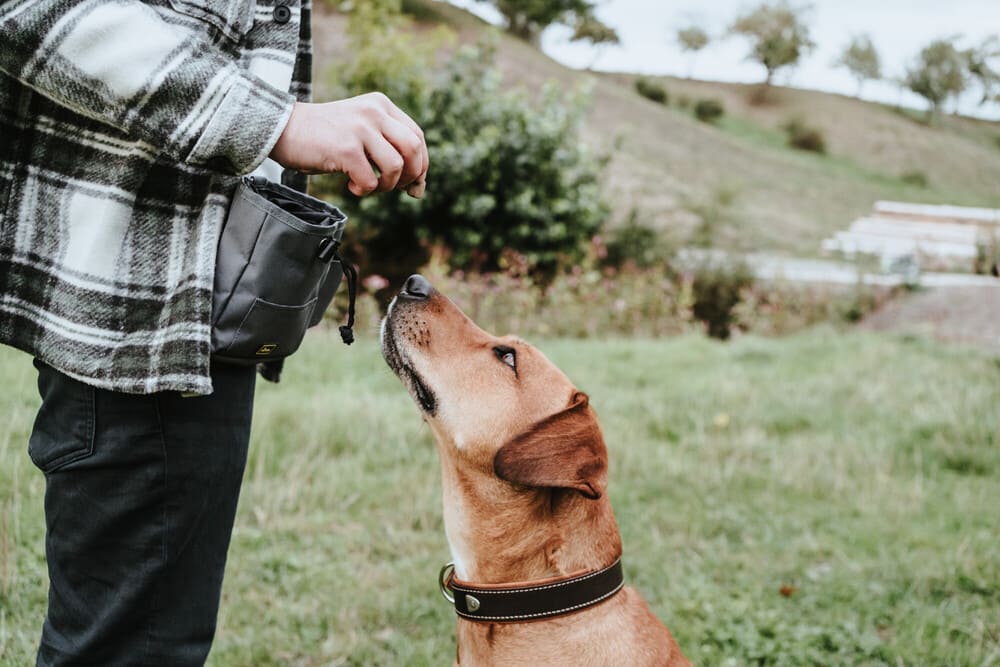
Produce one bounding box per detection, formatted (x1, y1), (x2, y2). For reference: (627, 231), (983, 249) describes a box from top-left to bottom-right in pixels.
(0, 0), (295, 175)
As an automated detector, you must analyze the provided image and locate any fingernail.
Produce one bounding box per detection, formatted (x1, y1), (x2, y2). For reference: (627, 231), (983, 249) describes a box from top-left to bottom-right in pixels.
(405, 181), (426, 199)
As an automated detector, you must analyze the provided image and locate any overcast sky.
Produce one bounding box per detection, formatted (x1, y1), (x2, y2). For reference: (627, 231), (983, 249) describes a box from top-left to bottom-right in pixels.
(448, 0), (1000, 120)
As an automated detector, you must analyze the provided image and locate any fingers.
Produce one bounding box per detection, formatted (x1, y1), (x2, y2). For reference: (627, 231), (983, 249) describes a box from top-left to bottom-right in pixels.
(269, 95), (429, 198)
(379, 116), (425, 189)
(383, 104), (429, 188)
(364, 133), (405, 193)
(339, 141), (379, 197)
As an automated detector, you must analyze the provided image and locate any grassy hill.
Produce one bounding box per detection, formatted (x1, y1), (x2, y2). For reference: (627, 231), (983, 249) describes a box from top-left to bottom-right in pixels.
(313, 0), (1000, 256)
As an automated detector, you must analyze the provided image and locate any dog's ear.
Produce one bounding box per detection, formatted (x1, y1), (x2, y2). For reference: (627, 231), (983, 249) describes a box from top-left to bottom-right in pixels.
(493, 392), (607, 499)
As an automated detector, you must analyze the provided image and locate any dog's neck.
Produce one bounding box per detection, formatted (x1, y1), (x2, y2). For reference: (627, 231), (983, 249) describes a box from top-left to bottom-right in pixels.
(437, 448), (622, 585)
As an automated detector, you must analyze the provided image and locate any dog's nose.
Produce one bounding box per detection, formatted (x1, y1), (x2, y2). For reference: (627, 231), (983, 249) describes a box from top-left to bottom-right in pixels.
(402, 274), (432, 299)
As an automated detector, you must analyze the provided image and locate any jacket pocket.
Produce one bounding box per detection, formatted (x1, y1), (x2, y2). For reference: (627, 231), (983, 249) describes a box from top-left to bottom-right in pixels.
(28, 361), (97, 474)
(167, 0), (254, 43)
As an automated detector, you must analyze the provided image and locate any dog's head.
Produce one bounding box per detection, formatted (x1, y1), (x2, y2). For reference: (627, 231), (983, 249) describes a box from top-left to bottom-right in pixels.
(381, 275), (607, 500)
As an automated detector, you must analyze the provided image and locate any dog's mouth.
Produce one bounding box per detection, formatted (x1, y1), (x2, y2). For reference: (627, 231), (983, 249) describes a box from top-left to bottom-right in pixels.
(381, 302), (437, 415)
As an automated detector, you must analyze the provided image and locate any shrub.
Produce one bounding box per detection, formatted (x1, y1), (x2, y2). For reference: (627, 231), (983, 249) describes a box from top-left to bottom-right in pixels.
(782, 117), (827, 153)
(634, 77), (669, 105)
(900, 169), (929, 188)
(675, 94), (693, 110)
(689, 259), (755, 339)
(686, 183), (741, 248)
(602, 212), (673, 270)
(694, 98), (724, 123)
(315, 8), (609, 306)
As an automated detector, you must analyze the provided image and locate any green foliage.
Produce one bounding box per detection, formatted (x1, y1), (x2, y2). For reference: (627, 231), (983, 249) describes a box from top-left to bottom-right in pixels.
(677, 24), (711, 78)
(904, 39), (968, 119)
(693, 98), (725, 123)
(783, 116), (827, 153)
(570, 13), (620, 47)
(634, 77), (669, 105)
(729, 1), (815, 86)
(601, 213), (672, 270)
(477, 0), (611, 44)
(963, 35), (1000, 106)
(317, 8), (608, 302)
(900, 169), (929, 188)
(686, 183), (741, 247)
(836, 33), (882, 96)
(676, 25), (710, 53)
(690, 259), (756, 339)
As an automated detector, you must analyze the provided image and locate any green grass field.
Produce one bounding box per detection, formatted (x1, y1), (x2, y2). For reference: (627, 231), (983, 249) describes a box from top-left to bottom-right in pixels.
(1, 328), (998, 665)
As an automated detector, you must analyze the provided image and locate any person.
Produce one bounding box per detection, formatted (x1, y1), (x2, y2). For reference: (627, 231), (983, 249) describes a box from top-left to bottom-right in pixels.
(0, 0), (427, 664)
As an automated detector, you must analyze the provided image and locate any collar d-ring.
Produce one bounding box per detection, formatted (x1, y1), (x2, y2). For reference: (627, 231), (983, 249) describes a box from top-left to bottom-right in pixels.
(438, 561), (456, 603)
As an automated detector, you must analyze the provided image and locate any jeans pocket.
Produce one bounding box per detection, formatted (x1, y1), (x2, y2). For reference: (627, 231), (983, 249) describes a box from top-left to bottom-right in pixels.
(28, 360), (97, 474)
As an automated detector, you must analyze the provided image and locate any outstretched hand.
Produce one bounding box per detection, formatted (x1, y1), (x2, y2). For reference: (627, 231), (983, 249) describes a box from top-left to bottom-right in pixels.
(269, 93), (428, 198)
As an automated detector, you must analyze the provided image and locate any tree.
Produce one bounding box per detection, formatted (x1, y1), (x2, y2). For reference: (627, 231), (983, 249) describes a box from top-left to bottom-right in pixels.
(571, 13), (620, 69)
(676, 24), (710, 78)
(728, 1), (815, 87)
(963, 35), (1000, 106)
(477, 0), (613, 46)
(835, 34), (881, 97)
(903, 39), (968, 120)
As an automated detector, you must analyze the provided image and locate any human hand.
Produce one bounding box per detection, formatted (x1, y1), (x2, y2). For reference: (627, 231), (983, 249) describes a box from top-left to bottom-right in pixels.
(269, 93), (428, 198)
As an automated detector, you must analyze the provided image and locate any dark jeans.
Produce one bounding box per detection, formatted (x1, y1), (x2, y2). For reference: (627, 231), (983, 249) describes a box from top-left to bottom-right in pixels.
(28, 360), (256, 666)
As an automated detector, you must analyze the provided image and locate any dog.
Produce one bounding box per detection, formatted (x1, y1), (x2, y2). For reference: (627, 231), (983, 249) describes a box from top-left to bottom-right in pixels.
(381, 274), (691, 666)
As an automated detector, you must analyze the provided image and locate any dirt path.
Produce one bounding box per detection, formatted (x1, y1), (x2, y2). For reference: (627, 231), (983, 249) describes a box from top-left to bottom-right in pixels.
(861, 286), (1000, 353)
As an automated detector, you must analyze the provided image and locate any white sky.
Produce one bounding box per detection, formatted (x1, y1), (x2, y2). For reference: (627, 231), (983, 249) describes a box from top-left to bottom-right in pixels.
(447, 0), (1000, 120)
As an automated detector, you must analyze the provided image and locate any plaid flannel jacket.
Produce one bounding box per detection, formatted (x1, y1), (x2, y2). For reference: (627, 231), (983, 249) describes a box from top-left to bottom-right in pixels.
(0, 0), (312, 394)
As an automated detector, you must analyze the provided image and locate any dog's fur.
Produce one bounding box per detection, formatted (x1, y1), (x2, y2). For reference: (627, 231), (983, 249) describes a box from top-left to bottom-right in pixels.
(381, 279), (691, 666)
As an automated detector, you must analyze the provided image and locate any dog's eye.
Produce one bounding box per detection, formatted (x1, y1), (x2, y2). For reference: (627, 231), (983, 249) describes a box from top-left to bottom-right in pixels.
(493, 346), (516, 371)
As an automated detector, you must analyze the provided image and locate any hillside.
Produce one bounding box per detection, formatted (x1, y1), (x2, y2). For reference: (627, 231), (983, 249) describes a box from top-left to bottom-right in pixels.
(311, 1), (1000, 256)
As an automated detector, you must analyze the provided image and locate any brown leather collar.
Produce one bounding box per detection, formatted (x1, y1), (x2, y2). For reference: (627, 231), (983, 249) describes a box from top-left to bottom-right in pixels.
(439, 558), (625, 623)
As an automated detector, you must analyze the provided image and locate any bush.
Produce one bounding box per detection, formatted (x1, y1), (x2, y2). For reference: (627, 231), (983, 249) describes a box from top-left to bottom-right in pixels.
(685, 183), (741, 248)
(602, 212), (673, 270)
(900, 169), (929, 188)
(635, 77), (669, 105)
(689, 259), (755, 339)
(694, 98), (724, 123)
(782, 117), (827, 153)
(314, 9), (609, 306)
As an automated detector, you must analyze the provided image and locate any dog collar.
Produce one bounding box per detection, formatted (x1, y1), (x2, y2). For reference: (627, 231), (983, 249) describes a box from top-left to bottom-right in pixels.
(438, 558), (625, 623)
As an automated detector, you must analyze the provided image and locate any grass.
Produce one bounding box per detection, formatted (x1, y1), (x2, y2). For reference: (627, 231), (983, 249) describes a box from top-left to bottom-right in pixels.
(1, 326), (999, 665)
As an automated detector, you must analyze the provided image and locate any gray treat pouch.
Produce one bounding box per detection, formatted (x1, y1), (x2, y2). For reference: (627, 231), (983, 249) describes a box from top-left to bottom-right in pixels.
(211, 176), (349, 364)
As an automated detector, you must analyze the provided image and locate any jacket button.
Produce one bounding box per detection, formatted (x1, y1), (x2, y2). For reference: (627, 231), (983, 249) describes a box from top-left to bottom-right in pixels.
(273, 4), (291, 23)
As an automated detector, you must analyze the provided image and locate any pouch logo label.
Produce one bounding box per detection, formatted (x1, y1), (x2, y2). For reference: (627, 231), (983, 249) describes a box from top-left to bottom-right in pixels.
(255, 343), (278, 356)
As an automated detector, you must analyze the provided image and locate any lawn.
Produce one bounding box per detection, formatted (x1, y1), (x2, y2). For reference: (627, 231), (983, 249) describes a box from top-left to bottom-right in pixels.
(1, 328), (998, 665)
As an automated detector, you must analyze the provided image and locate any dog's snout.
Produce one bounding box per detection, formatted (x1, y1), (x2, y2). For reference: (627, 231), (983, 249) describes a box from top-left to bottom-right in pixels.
(402, 274), (432, 299)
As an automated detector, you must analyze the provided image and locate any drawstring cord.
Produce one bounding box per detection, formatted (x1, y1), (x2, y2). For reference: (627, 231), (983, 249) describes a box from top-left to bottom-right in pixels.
(335, 252), (357, 345)
(317, 237), (357, 345)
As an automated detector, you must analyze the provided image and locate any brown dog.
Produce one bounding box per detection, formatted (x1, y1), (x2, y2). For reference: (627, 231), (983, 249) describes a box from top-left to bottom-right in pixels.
(381, 275), (691, 666)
